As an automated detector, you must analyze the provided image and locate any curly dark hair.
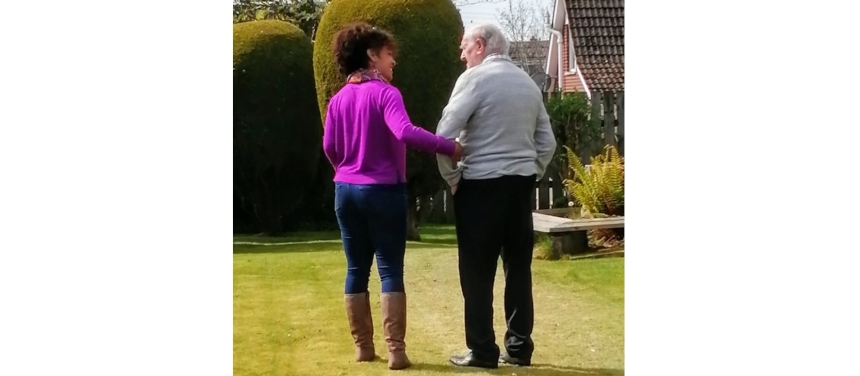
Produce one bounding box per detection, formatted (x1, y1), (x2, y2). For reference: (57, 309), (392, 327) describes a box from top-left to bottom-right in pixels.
(332, 22), (397, 77)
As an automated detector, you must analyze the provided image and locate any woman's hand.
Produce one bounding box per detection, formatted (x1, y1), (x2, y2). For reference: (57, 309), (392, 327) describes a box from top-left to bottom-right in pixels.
(450, 142), (463, 169)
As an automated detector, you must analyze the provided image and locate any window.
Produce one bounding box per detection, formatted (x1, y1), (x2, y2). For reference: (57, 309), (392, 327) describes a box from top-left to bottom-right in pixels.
(567, 28), (576, 72)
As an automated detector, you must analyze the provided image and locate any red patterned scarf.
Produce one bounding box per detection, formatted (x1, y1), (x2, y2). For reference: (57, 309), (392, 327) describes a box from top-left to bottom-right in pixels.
(346, 68), (389, 85)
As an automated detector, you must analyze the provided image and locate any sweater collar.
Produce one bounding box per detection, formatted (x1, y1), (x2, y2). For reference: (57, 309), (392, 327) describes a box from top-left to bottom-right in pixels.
(480, 53), (512, 65)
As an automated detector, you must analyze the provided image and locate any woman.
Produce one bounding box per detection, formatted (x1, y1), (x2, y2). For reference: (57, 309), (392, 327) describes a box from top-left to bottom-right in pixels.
(322, 22), (462, 370)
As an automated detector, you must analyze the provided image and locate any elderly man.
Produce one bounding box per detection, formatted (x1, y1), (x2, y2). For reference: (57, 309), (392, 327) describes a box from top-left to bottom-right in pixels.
(436, 24), (557, 369)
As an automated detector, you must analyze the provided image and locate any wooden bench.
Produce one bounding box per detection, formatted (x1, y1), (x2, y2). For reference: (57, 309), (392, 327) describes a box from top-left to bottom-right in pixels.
(532, 208), (624, 259)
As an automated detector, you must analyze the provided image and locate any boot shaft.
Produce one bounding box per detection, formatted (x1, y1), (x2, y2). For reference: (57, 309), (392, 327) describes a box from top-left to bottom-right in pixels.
(344, 292), (375, 361)
(380, 292), (410, 369)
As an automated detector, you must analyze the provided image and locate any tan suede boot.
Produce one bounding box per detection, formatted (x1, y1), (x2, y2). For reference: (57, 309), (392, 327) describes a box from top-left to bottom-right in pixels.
(344, 292), (376, 361)
(380, 292), (412, 370)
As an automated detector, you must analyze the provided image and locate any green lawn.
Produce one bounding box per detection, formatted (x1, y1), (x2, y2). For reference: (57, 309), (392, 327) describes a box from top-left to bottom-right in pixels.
(234, 225), (624, 376)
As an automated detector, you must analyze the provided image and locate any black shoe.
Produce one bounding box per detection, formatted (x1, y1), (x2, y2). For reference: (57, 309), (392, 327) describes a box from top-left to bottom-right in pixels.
(449, 351), (498, 369)
(499, 352), (531, 366)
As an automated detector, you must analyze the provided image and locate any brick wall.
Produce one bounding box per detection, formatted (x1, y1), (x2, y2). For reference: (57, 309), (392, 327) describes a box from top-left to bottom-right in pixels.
(561, 24), (586, 93)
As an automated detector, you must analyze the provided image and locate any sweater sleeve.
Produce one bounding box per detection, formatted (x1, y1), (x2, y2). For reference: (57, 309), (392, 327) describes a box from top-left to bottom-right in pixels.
(435, 71), (479, 187)
(534, 101), (557, 180)
(322, 101), (338, 168)
(380, 86), (456, 156)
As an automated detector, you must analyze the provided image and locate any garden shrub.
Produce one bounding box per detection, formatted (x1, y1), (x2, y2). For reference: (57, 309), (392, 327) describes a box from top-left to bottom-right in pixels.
(234, 20), (322, 235)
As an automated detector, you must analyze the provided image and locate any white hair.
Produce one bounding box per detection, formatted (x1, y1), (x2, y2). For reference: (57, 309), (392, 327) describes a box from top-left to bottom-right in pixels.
(465, 23), (509, 56)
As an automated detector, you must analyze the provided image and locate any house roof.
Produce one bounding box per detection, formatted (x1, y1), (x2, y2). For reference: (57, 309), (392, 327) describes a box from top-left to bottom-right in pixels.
(567, 0), (624, 91)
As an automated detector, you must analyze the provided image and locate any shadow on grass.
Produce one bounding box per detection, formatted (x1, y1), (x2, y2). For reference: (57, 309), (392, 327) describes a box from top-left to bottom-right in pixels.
(233, 239), (456, 254)
(233, 224), (459, 254)
(233, 230), (342, 244)
(233, 241), (344, 254)
(411, 362), (623, 376)
(414, 224), (458, 245)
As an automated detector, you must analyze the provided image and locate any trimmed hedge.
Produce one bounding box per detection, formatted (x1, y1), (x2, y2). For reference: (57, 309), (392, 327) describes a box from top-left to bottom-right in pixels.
(234, 20), (322, 235)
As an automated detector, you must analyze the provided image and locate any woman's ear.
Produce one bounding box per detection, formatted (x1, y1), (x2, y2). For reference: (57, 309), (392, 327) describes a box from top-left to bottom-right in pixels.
(366, 49), (379, 69)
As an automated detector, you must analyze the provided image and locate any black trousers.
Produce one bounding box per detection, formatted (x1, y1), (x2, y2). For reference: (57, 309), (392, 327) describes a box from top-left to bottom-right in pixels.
(453, 174), (535, 361)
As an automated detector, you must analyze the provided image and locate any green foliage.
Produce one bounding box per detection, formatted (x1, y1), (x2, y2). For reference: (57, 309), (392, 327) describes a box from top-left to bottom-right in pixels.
(533, 233), (554, 260)
(553, 196), (571, 211)
(289, 153), (338, 231)
(233, 0), (328, 38)
(545, 92), (603, 170)
(562, 144), (624, 218)
(312, 0), (465, 237)
(234, 20), (322, 235)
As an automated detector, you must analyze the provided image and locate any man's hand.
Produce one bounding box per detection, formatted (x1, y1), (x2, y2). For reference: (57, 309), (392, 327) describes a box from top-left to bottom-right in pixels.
(451, 142), (463, 169)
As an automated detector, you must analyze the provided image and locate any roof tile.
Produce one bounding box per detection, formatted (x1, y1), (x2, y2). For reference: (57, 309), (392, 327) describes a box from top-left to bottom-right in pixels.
(567, 0), (625, 91)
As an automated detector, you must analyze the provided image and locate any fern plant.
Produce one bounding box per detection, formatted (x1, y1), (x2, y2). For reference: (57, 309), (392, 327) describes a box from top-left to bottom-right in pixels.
(563, 144), (624, 218)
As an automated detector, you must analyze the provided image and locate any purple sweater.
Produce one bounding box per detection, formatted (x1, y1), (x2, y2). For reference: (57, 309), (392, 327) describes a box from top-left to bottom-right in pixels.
(323, 80), (456, 185)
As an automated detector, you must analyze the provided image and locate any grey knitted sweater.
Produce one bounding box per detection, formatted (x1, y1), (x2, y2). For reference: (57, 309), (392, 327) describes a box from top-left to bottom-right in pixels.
(435, 54), (557, 186)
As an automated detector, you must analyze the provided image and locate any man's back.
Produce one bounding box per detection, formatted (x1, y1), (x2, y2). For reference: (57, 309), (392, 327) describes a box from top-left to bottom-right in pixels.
(436, 55), (556, 185)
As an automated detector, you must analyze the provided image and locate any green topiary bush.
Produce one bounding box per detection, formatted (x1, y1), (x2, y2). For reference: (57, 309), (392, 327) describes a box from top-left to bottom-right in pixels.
(234, 20), (322, 235)
(312, 0), (464, 239)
